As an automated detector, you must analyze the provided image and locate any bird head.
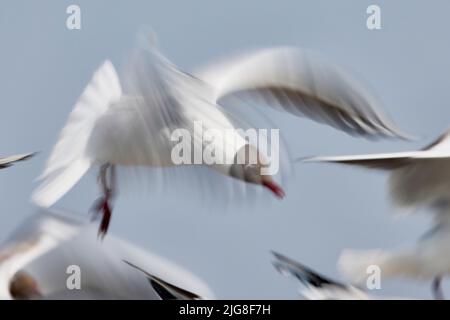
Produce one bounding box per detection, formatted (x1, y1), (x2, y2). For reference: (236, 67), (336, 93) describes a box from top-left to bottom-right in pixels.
(9, 271), (42, 300)
(230, 144), (285, 199)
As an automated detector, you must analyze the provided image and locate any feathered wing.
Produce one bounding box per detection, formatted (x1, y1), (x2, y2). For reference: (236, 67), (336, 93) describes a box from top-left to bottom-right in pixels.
(32, 61), (122, 207)
(272, 251), (369, 300)
(196, 47), (410, 139)
(302, 129), (450, 211)
(0, 153), (35, 169)
(96, 36), (273, 203)
(120, 38), (248, 168)
(123, 260), (203, 300)
(302, 151), (421, 170)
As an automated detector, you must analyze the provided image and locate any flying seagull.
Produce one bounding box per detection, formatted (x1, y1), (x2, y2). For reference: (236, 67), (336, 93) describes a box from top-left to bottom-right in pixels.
(0, 210), (214, 300)
(302, 128), (450, 299)
(337, 223), (450, 300)
(32, 35), (408, 237)
(272, 251), (412, 300)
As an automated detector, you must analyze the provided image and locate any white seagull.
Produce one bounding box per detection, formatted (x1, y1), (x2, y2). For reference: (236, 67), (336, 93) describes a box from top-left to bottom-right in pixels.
(303, 128), (450, 299)
(0, 153), (35, 169)
(32, 34), (408, 236)
(0, 210), (214, 300)
(272, 251), (412, 300)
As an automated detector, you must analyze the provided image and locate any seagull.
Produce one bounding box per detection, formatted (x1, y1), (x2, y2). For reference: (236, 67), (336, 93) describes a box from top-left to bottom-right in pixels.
(32, 34), (408, 237)
(272, 251), (412, 300)
(302, 128), (450, 299)
(0, 153), (35, 169)
(337, 225), (450, 300)
(0, 210), (214, 300)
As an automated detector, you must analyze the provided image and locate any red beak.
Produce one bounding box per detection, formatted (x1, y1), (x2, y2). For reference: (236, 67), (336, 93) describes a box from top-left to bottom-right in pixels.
(262, 180), (285, 199)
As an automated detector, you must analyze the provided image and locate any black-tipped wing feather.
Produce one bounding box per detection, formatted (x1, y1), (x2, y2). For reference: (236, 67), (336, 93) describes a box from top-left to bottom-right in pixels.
(123, 260), (201, 300)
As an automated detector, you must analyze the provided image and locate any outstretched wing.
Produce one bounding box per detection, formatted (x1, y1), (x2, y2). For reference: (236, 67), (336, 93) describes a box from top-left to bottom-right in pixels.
(272, 251), (369, 300)
(196, 47), (410, 139)
(301, 151), (421, 170)
(124, 260), (203, 300)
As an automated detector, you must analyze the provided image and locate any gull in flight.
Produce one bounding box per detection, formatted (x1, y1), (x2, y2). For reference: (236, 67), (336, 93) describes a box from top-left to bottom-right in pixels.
(272, 251), (412, 300)
(303, 128), (450, 299)
(0, 153), (35, 169)
(32, 33), (408, 237)
(0, 210), (214, 300)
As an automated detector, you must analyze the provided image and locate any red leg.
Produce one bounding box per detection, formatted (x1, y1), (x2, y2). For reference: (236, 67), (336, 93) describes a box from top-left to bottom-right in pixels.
(98, 199), (112, 239)
(91, 164), (116, 239)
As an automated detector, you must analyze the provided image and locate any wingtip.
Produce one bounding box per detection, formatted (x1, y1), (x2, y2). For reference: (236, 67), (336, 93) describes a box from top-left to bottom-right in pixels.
(23, 151), (39, 160)
(271, 250), (288, 261)
(293, 156), (322, 164)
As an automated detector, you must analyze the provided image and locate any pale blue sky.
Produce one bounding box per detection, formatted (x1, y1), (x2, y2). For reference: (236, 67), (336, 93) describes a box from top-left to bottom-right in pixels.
(1, 0), (449, 298)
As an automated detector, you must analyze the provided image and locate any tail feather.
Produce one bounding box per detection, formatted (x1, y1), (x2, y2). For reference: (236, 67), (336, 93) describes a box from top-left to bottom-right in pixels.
(33, 60), (122, 207)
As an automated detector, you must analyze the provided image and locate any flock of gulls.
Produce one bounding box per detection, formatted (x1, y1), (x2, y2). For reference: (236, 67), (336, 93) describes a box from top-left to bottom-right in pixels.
(2, 31), (450, 300)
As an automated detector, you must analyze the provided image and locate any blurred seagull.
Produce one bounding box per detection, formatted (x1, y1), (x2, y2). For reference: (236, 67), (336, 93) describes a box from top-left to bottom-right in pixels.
(32, 35), (408, 237)
(272, 251), (411, 300)
(0, 210), (214, 300)
(302, 128), (450, 299)
(0, 153), (35, 169)
(337, 224), (450, 300)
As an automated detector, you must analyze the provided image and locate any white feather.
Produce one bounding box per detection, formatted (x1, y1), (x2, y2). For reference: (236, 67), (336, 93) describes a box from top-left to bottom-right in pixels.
(33, 61), (122, 207)
(196, 47), (410, 139)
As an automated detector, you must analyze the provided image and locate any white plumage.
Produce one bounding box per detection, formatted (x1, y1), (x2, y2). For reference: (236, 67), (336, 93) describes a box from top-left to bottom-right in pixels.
(32, 36), (408, 235)
(0, 210), (215, 300)
(196, 47), (410, 139)
(304, 128), (450, 216)
(304, 128), (450, 299)
(272, 251), (411, 300)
